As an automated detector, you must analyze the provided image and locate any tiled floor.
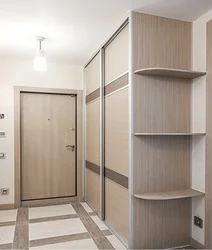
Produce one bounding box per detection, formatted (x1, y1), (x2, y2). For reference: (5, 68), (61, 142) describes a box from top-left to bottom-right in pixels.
(0, 201), (126, 250)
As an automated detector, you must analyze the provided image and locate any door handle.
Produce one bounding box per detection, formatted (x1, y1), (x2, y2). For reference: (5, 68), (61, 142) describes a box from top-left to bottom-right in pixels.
(66, 145), (75, 151)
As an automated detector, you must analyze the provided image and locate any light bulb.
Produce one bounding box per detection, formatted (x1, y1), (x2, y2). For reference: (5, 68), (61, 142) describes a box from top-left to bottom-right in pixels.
(33, 50), (47, 72)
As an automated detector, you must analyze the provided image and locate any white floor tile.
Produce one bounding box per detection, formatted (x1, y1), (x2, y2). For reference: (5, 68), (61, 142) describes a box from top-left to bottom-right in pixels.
(107, 235), (126, 249)
(0, 209), (17, 223)
(31, 238), (98, 249)
(29, 218), (87, 240)
(29, 204), (76, 219)
(80, 202), (93, 213)
(0, 226), (15, 244)
(90, 215), (108, 230)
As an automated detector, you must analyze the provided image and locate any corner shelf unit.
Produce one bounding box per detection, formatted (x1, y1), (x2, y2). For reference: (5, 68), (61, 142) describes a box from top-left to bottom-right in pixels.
(131, 12), (207, 249)
(134, 67), (206, 79)
(133, 189), (205, 201)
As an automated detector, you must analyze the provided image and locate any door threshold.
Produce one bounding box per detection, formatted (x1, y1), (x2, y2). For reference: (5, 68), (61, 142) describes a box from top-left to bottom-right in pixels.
(21, 196), (77, 207)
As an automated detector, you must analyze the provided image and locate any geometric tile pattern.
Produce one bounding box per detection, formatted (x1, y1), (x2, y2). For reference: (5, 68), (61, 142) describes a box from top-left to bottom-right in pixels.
(0, 201), (127, 250)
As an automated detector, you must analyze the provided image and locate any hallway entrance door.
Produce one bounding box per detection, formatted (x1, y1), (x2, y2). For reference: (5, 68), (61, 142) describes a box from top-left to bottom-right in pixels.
(20, 92), (76, 201)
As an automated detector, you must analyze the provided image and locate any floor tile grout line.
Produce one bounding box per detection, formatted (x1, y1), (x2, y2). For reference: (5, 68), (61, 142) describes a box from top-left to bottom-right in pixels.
(11, 207), (18, 250)
(0, 221), (16, 227)
(12, 206), (29, 250)
(29, 214), (79, 224)
(29, 232), (91, 248)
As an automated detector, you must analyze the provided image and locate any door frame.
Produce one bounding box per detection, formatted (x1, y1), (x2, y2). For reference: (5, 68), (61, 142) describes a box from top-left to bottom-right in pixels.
(14, 86), (83, 208)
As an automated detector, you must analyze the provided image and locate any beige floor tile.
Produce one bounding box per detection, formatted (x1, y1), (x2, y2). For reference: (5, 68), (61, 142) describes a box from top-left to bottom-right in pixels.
(107, 235), (126, 249)
(0, 226), (15, 245)
(29, 218), (87, 240)
(80, 202), (93, 213)
(30, 238), (98, 249)
(0, 210), (17, 223)
(90, 215), (108, 230)
(29, 204), (76, 219)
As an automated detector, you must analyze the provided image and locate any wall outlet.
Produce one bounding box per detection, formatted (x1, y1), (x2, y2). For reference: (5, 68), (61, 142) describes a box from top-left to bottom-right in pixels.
(0, 188), (9, 195)
(194, 216), (203, 229)
(0, 114), (5, 119)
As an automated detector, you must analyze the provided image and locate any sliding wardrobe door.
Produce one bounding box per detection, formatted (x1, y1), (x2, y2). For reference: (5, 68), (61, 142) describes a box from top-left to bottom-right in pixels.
(104, 24), (129, 242)
(85, 53), (101, 215)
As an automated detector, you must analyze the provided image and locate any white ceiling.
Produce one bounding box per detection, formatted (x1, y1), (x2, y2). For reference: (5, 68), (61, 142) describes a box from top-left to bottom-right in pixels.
(0, 0), (212, 65)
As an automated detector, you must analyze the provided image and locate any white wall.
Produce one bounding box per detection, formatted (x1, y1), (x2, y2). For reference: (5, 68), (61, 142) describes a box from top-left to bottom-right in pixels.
(0, 58), (83, 205)
(192, 8), (212, 245)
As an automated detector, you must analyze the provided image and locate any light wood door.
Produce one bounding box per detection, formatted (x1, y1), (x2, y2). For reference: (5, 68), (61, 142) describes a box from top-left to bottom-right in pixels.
(21, 93), (76, 201)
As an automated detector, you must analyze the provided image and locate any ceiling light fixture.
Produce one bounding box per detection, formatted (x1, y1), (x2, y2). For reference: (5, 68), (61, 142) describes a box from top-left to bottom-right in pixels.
(33, 37), (47, 72)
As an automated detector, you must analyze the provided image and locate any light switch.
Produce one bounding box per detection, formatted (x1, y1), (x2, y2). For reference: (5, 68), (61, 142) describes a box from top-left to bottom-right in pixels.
(0, 153), (6, 159)
(0, 131), (6, 137)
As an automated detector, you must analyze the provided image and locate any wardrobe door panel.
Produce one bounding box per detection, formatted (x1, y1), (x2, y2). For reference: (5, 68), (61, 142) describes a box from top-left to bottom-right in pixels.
(104, 24), (129, 242)
(86, 169), (100, 215)
(105, 87), (129, 176)
(86, 100), (100, 165)
(105, 25), (129, 85)
(105, 179), (129, 240)
(86, 52), (101, 95)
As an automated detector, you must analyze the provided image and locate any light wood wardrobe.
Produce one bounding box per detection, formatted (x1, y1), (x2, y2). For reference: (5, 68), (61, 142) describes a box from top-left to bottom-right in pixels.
(85, 21), (129, 244)
(84, 11), (207, 249)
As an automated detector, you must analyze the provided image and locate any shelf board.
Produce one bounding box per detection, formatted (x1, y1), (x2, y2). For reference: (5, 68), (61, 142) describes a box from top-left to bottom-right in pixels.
(134, 68), (206, 79)
(134, 133), (206, 136)
(134, 189), (204, 201)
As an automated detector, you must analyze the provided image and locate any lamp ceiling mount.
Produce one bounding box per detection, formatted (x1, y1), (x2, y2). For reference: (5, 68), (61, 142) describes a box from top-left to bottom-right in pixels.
(36, 36), (45, 42)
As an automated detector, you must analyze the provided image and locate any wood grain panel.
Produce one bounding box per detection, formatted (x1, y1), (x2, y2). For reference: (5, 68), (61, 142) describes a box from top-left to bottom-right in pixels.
(134, 136), (190, 194)
(105, 73), (128, 96)
(105, 25), (129, 85)
(206, 19), (212, 249)
(134, 189), (204, 201)
(21, 93), (76, 200)
(133, 135), (191, 248)
(85, 52), (100, 95)
(85, 161), (129, 189)
(86, 169), (100, 215)
(133, 12), (191, 71)
(105, 168), (128, 189)
(105, 87), (129, 176)
(86, 99), (100, 165)
(134, 75), (191, 133)
(133, 199), (190, 249)
(105, 178), (129, 240)
(134, 68), (206, 79)
(86, 161), (100, 175)
(86, 88), (100, 104)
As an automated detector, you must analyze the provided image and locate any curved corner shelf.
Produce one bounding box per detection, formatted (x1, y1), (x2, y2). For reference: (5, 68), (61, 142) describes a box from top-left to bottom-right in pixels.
(133, 189), (204, 201)
(134, 68), (206, 79)
(134, 133), (206, 136)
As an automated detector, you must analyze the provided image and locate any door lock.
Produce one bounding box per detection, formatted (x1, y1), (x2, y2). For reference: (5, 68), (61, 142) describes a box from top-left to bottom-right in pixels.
(66, 145), (75, 151)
